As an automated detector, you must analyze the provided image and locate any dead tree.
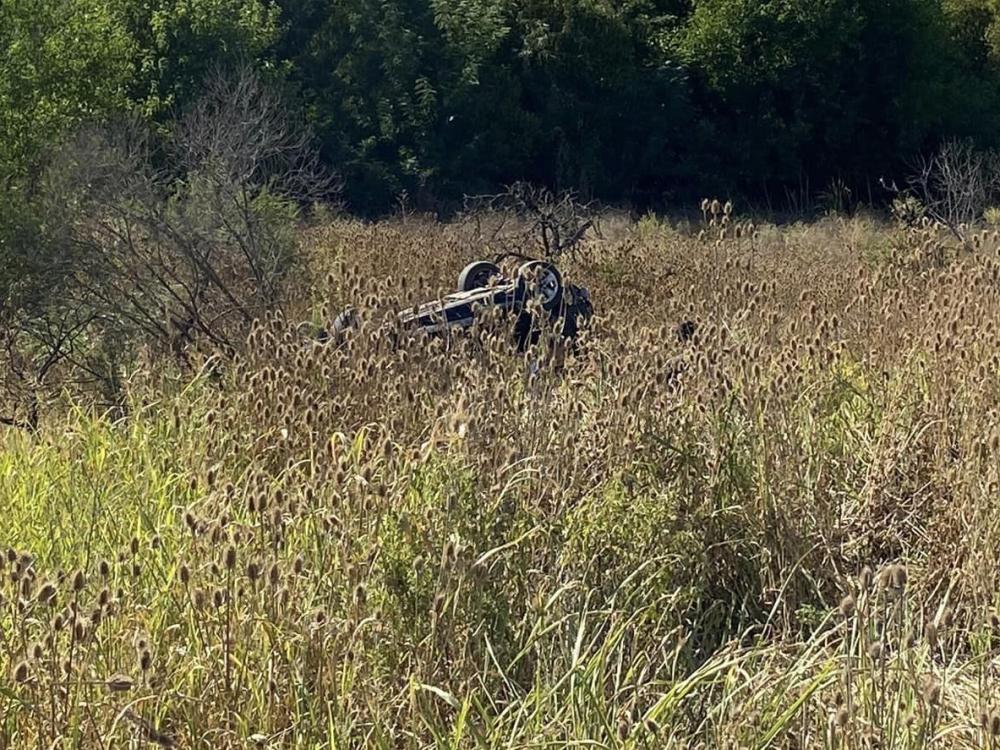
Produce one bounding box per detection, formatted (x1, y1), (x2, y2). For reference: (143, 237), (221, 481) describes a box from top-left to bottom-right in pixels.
(1, 65), (339, 428)
(461, 182), (600, 260)
(51, 65), (338, 357)
(904, 139), (1000, 245)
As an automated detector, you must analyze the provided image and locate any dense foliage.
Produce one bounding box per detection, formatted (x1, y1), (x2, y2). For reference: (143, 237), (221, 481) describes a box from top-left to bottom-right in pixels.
(2, 0), (1000, 214)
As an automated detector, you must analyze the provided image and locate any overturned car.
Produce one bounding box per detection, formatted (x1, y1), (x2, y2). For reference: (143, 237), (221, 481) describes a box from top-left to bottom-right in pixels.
(323, 255), (594, 350)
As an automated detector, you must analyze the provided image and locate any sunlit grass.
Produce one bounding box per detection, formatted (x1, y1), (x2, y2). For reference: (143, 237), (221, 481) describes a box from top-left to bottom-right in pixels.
(4, 213), (1000, 747)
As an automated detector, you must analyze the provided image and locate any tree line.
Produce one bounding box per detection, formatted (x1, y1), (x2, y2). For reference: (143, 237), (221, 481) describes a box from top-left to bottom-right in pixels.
(3, 0), (1000, 216)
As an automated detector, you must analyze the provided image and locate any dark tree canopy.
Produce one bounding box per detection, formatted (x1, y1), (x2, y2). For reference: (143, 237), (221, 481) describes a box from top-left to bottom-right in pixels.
(2, 0), (1000, 216)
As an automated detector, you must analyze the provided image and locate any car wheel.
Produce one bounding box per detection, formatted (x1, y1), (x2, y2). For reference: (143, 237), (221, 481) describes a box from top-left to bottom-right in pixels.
(332, 306), (359, 335)
(457, 261), (501, 292)
(517, 261), (563, 313)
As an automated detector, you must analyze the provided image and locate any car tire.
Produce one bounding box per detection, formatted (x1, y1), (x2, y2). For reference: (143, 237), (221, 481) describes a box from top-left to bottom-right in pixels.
(457, 261), (501, 292)
(517, 261), (563, 313)
(332, 306), (359, 336)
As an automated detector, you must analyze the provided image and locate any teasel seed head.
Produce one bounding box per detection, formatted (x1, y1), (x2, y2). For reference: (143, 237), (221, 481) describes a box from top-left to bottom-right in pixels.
(36, 581), (57, 607)
(876, 565), (892, 591)
(923, 679), (941, 706)
(939, 607), (954, 629)
(616, 719), (630, 741)
(13, 660), (30, 684)
(353, 583), (367, 608)
(442, 539), (457, 570)
(312, 608), (328, 628)
(105, 673), (134, 693)
(836, 707), (849, 728)
(838, 594), (855, 619)
(890, 564), (907, 590)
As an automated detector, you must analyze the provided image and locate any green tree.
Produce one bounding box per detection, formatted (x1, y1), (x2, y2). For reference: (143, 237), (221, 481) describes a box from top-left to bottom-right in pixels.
(674, 0), (1000, 201)
(945, 0), (1000, 63)
(0, 0), (135, 320)
(119, 0), (281, 117)
(505, 0), (700, 201)
(275, 0), (701, 211)
(0, 0), (135, 180)
(274, 0), (457, 209)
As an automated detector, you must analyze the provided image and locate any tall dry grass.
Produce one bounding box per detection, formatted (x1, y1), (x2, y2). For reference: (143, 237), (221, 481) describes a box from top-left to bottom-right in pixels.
(3, 208), (1000, 748)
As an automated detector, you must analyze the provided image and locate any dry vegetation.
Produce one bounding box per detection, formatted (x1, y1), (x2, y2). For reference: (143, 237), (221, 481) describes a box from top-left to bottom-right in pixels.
(6, 205), (1000, 748)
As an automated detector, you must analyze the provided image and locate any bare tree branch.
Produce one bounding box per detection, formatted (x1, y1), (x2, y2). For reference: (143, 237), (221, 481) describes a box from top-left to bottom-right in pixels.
(0, 65), (341, 428)
(904, 138), (1000, 245)
(460, 182), (600, 260)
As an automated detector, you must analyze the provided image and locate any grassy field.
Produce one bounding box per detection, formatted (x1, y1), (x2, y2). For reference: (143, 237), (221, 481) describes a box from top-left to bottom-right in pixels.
(4, 210), (1000, 748)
